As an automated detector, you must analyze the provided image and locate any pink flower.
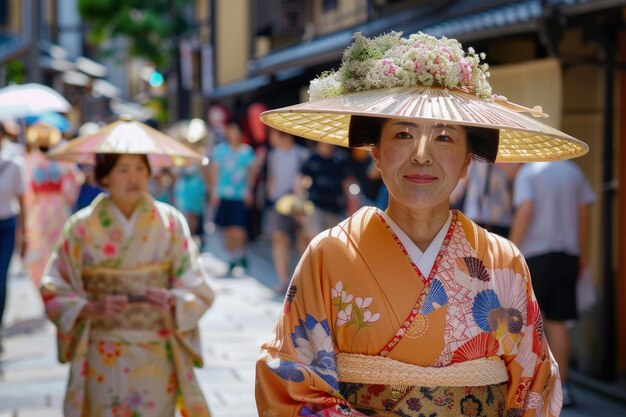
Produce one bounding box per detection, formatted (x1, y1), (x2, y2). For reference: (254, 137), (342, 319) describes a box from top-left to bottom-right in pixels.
(75, 224), (86, 238)
(459, 60), (473, 83)
(382, 59), (396, 76)
(109, 229), (123, 242)
(102, 242), (118, 258)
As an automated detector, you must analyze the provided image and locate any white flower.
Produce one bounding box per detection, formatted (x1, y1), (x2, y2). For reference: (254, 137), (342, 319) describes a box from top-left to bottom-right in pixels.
(363, 311), (381, 323)
(331, 281), (343, 298)
(355, 297), (372, 309)
(336, 304), (353, 326)
(308, 73), (343, 100)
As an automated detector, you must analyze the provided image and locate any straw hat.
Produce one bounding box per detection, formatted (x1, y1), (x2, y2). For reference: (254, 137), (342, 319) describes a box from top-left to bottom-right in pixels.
(275, 194), (314, 217)
(167, 118), (210, 151)
(260, 32), (588, 162)
(26, 122), (62, 148)
(47, 115), (208, 167)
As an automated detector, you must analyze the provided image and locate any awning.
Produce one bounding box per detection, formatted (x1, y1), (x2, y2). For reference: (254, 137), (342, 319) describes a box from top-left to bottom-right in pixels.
(209, 75), (271, 100)
(0, 32), (28, 63)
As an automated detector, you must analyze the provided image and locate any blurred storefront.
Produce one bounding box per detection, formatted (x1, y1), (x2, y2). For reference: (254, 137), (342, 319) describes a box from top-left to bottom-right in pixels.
(197, 0), (626, 395)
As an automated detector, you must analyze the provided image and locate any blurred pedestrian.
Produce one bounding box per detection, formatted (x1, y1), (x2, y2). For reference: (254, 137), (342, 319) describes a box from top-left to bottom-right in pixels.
(209, 118), (256, 274)
(170, 118), (211, 250)
(174, 165), (208, 249)
(41, 153), (214, 417)
(23, 122), (80, 285)
(0, 130), (27, 354)
(266, 128), (309, 294)
(73, 164), (103, 212)
(510, 160), (595, 407)
(460, 161), (520, 238)
(299, 142), (351, 241)
(347, 147), (385, 212)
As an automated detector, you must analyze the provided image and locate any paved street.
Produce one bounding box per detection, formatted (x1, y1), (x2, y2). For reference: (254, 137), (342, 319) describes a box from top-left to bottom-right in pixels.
(1, 233), (626, 416)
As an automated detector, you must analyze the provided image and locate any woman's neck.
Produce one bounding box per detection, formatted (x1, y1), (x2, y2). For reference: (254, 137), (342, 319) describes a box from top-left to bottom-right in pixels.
(385, 200), (450, 252)
(110, 196), (140, 219)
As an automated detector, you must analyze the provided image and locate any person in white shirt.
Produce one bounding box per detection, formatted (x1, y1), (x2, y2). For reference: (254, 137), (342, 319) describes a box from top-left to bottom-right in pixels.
(0, 128), (27, 353)
(510, 160), (595, 408)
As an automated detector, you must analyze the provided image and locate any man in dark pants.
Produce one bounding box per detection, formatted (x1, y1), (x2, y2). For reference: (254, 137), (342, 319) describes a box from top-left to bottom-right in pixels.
(510, 160), (595, 407)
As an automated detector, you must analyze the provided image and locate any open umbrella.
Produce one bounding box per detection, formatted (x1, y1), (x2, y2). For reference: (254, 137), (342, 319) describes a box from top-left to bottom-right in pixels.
(24, 112), (72, 133)
(0, 83), (72, 121)
(47, 116), (208, 167)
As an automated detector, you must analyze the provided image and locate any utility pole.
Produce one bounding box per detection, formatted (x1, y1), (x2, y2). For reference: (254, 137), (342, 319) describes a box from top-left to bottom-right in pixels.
(26, 0), (42, 83)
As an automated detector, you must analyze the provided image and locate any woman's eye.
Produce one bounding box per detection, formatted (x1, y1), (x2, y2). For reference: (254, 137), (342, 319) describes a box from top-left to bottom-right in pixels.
(395, 131), (413, 140)
(435, 134), (452, 142)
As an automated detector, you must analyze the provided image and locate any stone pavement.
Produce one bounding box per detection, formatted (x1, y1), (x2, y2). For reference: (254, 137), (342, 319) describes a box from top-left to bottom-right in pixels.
(2, 234), (626, 416)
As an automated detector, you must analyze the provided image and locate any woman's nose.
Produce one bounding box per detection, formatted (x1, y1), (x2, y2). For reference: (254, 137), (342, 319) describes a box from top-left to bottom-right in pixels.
(411, 135), (432, 165)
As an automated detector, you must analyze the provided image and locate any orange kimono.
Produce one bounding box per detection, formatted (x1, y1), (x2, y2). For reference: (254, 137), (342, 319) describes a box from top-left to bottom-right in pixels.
(256, 207), (561, 417)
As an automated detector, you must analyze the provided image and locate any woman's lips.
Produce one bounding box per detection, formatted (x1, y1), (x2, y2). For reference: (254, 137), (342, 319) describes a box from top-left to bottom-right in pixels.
(405, 174), (438, 184)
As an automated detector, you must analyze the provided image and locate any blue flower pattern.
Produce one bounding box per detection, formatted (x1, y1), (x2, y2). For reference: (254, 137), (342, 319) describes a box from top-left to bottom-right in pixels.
(271, 314), (339, 390)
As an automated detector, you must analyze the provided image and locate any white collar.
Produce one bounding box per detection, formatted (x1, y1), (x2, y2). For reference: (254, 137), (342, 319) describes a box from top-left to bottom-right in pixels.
(109, 201), (141, 237)
(380, 210), (452, 278)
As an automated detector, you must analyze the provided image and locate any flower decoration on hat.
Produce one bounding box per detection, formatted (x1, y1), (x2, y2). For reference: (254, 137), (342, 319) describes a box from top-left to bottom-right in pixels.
(309, 32), (492, 101)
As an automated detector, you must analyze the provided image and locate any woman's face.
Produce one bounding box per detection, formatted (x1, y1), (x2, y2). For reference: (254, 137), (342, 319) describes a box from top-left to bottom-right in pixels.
(225, 123), (242, 145)
(372, 119), (471, 212)
(101, 155), (150, 205)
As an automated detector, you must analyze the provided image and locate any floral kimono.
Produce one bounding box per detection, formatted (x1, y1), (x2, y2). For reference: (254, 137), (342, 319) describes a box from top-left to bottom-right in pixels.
(256, 207), (561, 417)
(24, 149), (80, 285)
(41, 193), (214, 417)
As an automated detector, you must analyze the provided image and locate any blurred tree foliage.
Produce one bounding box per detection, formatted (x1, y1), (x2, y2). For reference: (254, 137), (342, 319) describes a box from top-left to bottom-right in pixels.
(78, 0), (191, 68)
(4, 59), (26, 85)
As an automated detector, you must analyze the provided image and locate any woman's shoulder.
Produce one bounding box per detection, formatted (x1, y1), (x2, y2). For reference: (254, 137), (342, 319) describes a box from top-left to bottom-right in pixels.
(308, 207), (378, 251)
(152, 199), (188, 227)
(456, 210), (523, 261)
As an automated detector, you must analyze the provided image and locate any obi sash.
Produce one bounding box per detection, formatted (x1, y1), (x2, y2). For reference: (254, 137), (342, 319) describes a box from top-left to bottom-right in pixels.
(83, 262), (171, 332)
(337, 353), (508, 416)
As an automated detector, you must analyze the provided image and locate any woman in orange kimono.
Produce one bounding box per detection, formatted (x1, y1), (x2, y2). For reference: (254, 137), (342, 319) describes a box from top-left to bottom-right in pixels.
(255, 32), (589, 416)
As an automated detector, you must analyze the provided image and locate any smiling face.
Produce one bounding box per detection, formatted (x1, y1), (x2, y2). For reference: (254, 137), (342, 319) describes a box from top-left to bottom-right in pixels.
(100, 154), (150, 207)
(372, 119), (471, 213)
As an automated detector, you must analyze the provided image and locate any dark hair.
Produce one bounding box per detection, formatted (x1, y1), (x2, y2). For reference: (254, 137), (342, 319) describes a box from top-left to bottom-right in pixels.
(348, 115), (499, 163)
(94, 153), (152, 186)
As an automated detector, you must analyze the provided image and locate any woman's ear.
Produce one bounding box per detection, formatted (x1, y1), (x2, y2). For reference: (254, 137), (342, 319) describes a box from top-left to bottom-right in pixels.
(371, 146), (382, 171)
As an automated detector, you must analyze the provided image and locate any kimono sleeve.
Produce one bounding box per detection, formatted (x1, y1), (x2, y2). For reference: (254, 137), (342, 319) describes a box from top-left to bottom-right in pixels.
(255, 240), (365, 417)
(40, 217), (89, 363)
(504, 252), (562, 417)
(168, 207), (215, 333)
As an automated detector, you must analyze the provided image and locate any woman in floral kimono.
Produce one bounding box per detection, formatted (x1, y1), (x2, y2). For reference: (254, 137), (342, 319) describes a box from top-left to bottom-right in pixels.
(23, 122), (81, 285)
(255, 32), (589, 416)
(41, 153), (214, 417)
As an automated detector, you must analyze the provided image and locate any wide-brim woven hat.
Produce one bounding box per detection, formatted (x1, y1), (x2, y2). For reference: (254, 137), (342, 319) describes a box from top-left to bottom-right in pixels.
(48, 115), (208, 167)
(260, 32), (588, 163)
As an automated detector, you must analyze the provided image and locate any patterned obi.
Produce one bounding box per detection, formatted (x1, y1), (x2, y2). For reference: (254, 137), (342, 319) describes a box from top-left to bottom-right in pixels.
(31, 181), (63, 193)
(83, 263), (171, 332)
(337, 353), (508, 416)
